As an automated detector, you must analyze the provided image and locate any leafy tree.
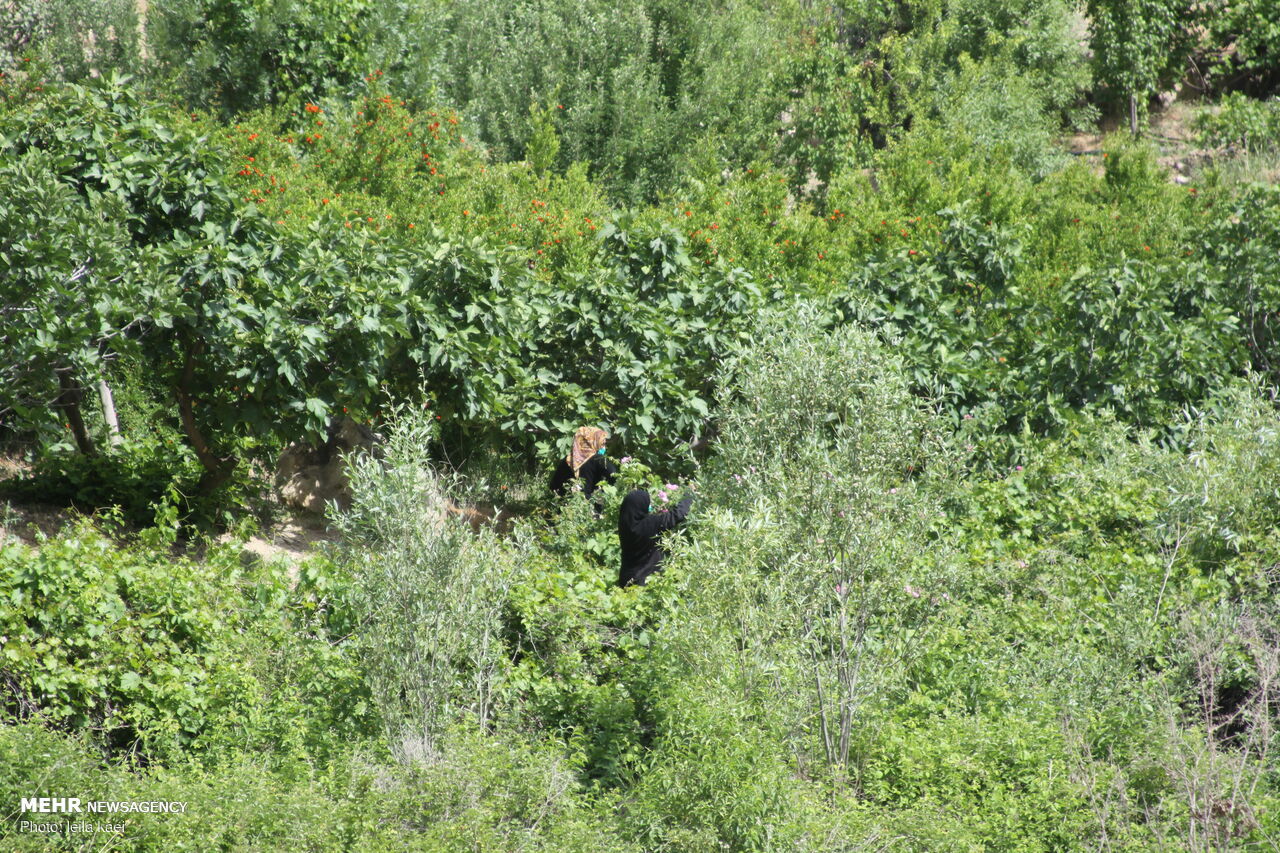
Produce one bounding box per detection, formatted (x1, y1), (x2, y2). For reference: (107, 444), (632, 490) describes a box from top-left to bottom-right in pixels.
(840, 197), (1244, 435)
(393, 214), (766, 461)
(138, 214), (411, 492)
(383, 0), (793, 201)
(1086, 0), (1194, 126)
(1, 0), (140, 82)
(0, 75), (408, 493)
(150, 0), (376, 114)
(1199, 0), (1280, 93)
(0, 150), (135, 455)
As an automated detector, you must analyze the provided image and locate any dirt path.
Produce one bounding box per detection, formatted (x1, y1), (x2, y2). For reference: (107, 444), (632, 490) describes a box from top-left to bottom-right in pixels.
(0, 500), (74, 544)
(1, 492), (337, 575)
(217, 515), (340, 567)
(1060, 99), (1261, 185)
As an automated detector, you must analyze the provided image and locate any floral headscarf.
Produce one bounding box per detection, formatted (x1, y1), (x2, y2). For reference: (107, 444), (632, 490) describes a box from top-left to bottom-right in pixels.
(567, 426), (609, 475)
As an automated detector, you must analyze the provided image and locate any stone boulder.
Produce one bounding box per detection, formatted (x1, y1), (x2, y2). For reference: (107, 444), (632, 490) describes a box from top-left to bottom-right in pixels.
(276, 416), (381, 514)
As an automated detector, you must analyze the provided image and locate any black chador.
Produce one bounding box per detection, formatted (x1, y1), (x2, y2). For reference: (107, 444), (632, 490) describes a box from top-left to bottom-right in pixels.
(618, 489), (693, 587)
(550, 453), (618, 498)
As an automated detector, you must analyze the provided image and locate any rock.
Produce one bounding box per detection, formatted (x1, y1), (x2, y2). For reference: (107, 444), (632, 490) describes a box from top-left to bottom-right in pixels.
(274, 417), (519, 534)
(276, 416), (381, 514)
(445, 502), (518, 535)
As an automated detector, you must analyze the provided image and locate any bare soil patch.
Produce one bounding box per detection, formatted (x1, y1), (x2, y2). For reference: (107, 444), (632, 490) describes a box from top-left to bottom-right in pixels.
(0, 500), (77, 545)
(220, 514), (340, 569)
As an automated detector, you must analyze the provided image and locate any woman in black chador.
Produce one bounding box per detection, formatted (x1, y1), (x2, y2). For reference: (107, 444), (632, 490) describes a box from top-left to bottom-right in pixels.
(550, 426), (618, 498)
(618, 489), (693, 587)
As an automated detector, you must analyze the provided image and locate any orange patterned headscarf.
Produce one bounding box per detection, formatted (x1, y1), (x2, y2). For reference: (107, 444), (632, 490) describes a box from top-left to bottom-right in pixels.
(567, 427), (609, 475)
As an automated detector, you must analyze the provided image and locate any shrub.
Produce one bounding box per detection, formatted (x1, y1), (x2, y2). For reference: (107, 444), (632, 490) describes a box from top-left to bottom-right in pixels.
(0, 438), (206, 528)
(333, 408), (516, 761)
(623, 681), (833, 851)
(0, 720), (633, 851)
(390, 726), (629, 852)
(384, 0), (794, 202)
(0, 724), (397, 851)
(1086, 0), (1194, 120)
(1196, 93), (1280, 155)
(0, 520), (375, 763)
(150, 0), (376, 114)
(836, 153), (1243, 440)
(658, 307), (958, 800)
(1152, 381), (1280, 574)
(1, 0), (140, 82)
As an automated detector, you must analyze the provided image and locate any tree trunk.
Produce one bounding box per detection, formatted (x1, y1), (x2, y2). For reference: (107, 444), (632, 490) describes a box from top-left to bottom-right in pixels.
(98, 379), (123, 447)
(174, 339), (235, 495)
(135, 0), (149, 61)
(56, 368), (97, 456)
(1129, 93), (1139, 135)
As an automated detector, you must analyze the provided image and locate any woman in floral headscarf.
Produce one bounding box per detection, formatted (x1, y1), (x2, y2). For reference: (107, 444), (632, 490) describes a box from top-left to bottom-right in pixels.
(549, 426), (618, 498)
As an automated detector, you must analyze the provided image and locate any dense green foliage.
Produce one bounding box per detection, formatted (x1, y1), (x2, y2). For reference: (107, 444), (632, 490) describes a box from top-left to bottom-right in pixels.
(1196, 92), (1280, 154)
(5, 0), (1280, 850)
(0, 516), (375, 764)
(1086, 0), (1192, 116)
